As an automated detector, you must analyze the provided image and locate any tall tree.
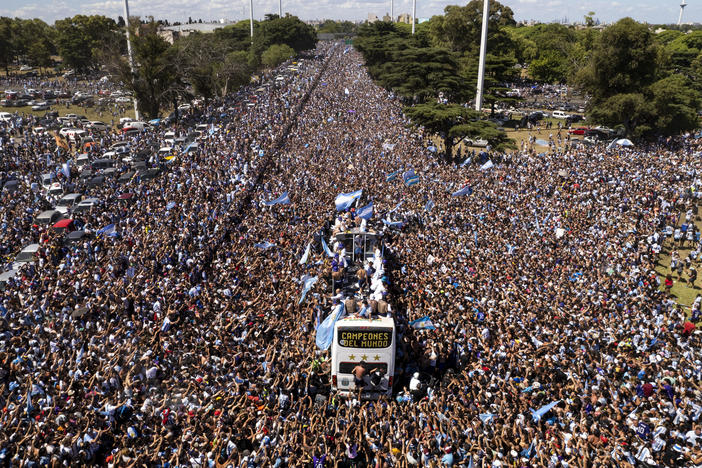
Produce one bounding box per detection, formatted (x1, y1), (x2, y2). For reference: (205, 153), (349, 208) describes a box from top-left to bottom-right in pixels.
(404, 102), (513, 159)
(104, 22), (181, 118)
(576, 18), (659, 103)
(55, 15), (121, 72)
(251, 15), (316, 65)
(428, 0), (515, 54)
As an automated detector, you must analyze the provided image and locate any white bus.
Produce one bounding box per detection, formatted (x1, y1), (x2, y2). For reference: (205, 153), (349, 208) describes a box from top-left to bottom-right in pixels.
(331, 315), (395, 398)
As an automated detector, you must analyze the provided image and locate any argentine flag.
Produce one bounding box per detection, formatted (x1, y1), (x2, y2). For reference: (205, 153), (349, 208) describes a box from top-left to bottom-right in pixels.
(451, 185), (473, 197)
(357, 202), (373, 220)
(335, 189), (362, 211)
(263, 191), (291, 206)
(315, 303), (345, 350)
(409, 316), (437, 330)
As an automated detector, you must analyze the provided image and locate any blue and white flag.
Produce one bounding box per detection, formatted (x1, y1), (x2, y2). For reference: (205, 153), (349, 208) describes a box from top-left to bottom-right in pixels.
(460, 157), (471, 167)
(383, 219), (404, 229)
(357, 202), (373, 220)
(425, 200), (435, 212)
(387, 201), (403, 215)
(61, 161), (71, 179)
(298, 275), (318, 305)
(299, 243), (312, 265)
(97, 224), (116, 236)
(402, 169), (416, 183)
(530, 400), (560, 422)
(335, 189), (362, 211)
(382, 142), (396, 151)
(166, 201), (176, 210)
(254, 241), (276, 250)
(262, 191), (291, 206)
(385, 170), (400, 182)
(405, 175), (420, 187)
(479, 413), (496, 424)
(427, 145), (437, 153)
(321, 237), (335, 258)
(409, 316), (437, 330)
(480, 160), (494, 171)
(181, 141), (196, 154)
(45, 153), (51, 166)
(451, 185), (473, 197)
(468, 455), (473, 468)
(315, 303), (345, 350)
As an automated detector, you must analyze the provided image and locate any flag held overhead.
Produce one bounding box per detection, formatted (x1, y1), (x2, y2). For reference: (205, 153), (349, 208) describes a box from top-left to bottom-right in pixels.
(335, 189), (362, 211)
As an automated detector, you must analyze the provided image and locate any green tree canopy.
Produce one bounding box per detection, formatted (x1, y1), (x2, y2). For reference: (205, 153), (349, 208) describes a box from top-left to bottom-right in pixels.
(251, 15), (316, 64)
(261, 43), (295, 68)
(576, 18), (659, 102)
(428, 0), (515, 54)
(404, 102), (513, 159)
(105, 22), (181, 118)
(55, 15), (121, 72)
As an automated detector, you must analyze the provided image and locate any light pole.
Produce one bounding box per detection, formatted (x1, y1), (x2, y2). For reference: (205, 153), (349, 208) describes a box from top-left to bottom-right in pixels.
(390, 0), (393, 22)
(474, 0), (489, 112)
(411, 0), (416, 34)
(249, 0), (254, 40)
(279, 0), (282, 17)
(122, 0), (139, 120)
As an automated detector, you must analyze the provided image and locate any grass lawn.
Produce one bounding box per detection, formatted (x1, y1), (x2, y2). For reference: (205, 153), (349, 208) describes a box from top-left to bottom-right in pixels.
(654, 221), (702, 309)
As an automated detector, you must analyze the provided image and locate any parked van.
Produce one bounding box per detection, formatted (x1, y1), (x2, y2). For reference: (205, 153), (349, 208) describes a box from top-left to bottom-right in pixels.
(14, 244), (41, 267)
(55, 193), (82, 214)
(75, 153), (90, 168)
(0, 112), (12, 122)
(552, 110), (570, 119)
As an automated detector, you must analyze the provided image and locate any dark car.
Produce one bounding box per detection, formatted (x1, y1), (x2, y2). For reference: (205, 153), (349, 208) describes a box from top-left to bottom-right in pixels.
(87, 175), (105, 187)
(138, 168), (160, 181)
(117, 171), (135, 184)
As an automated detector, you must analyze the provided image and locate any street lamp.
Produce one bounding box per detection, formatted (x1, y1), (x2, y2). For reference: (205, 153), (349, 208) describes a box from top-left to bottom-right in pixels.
(123, 0), (140, 120)
(474, 0), (489, 112)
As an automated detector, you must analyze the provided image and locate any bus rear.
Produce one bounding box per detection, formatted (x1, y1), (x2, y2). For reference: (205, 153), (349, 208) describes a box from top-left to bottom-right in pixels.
(331, 316), (395, 398)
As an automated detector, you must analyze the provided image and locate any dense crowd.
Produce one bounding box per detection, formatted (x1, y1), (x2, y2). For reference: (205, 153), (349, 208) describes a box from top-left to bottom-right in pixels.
(0, 42), (701, 468)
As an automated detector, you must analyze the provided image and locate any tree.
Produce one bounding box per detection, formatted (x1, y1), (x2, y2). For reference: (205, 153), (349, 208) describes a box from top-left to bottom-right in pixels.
(251, 15), (316, 65)
(428, 0), (516, 54)
(376, 47), (468, 103)
(404, 102), (512, 159)
(648, 74), (701, 136)
(0, 17), (13, 75)
(117, 16), (126, 28)
(55, 15), (121, 72)
(588, 93), (653, 138)
(261, 44), (295, 68)
(104, 22), (181, 118)
(575, 18), (659, 102)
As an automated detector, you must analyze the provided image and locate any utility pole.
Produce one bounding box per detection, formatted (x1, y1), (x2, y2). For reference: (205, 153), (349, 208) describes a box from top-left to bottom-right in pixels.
(123, 0), (139, 120)
(390, 0), (394, 22)
(411, 0), (416, 34)
(249, 0), (254, 41)
(474, 0), (489, 112)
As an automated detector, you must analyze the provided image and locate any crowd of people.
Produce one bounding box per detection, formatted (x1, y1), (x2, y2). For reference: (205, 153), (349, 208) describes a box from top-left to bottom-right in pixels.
(0, 41), (701, 467)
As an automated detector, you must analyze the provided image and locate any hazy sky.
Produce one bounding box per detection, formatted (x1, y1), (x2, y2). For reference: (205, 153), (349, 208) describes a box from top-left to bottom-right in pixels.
(0, 0), (699, 25)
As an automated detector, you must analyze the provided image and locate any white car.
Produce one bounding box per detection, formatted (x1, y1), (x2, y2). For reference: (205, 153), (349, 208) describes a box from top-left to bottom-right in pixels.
(0, 112), (13, 122)
(88, 121), (109, 131)
(32, 102), (49, 111)
(115, 97), (132, 103)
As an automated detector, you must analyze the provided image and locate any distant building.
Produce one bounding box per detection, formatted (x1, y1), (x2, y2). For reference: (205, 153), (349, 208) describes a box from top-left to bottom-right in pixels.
(397, 13), (411, 24)
(158, 21), (234, 43)
(382, 13), (392, 22)
(368, 13), (379, 23)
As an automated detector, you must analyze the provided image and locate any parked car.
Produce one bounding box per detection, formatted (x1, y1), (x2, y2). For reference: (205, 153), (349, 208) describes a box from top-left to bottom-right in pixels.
(35, 209), (63, 226)
(31, 102), (50, 111)
(568, 127), (589, 136)
(55, 193), (82, 214)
